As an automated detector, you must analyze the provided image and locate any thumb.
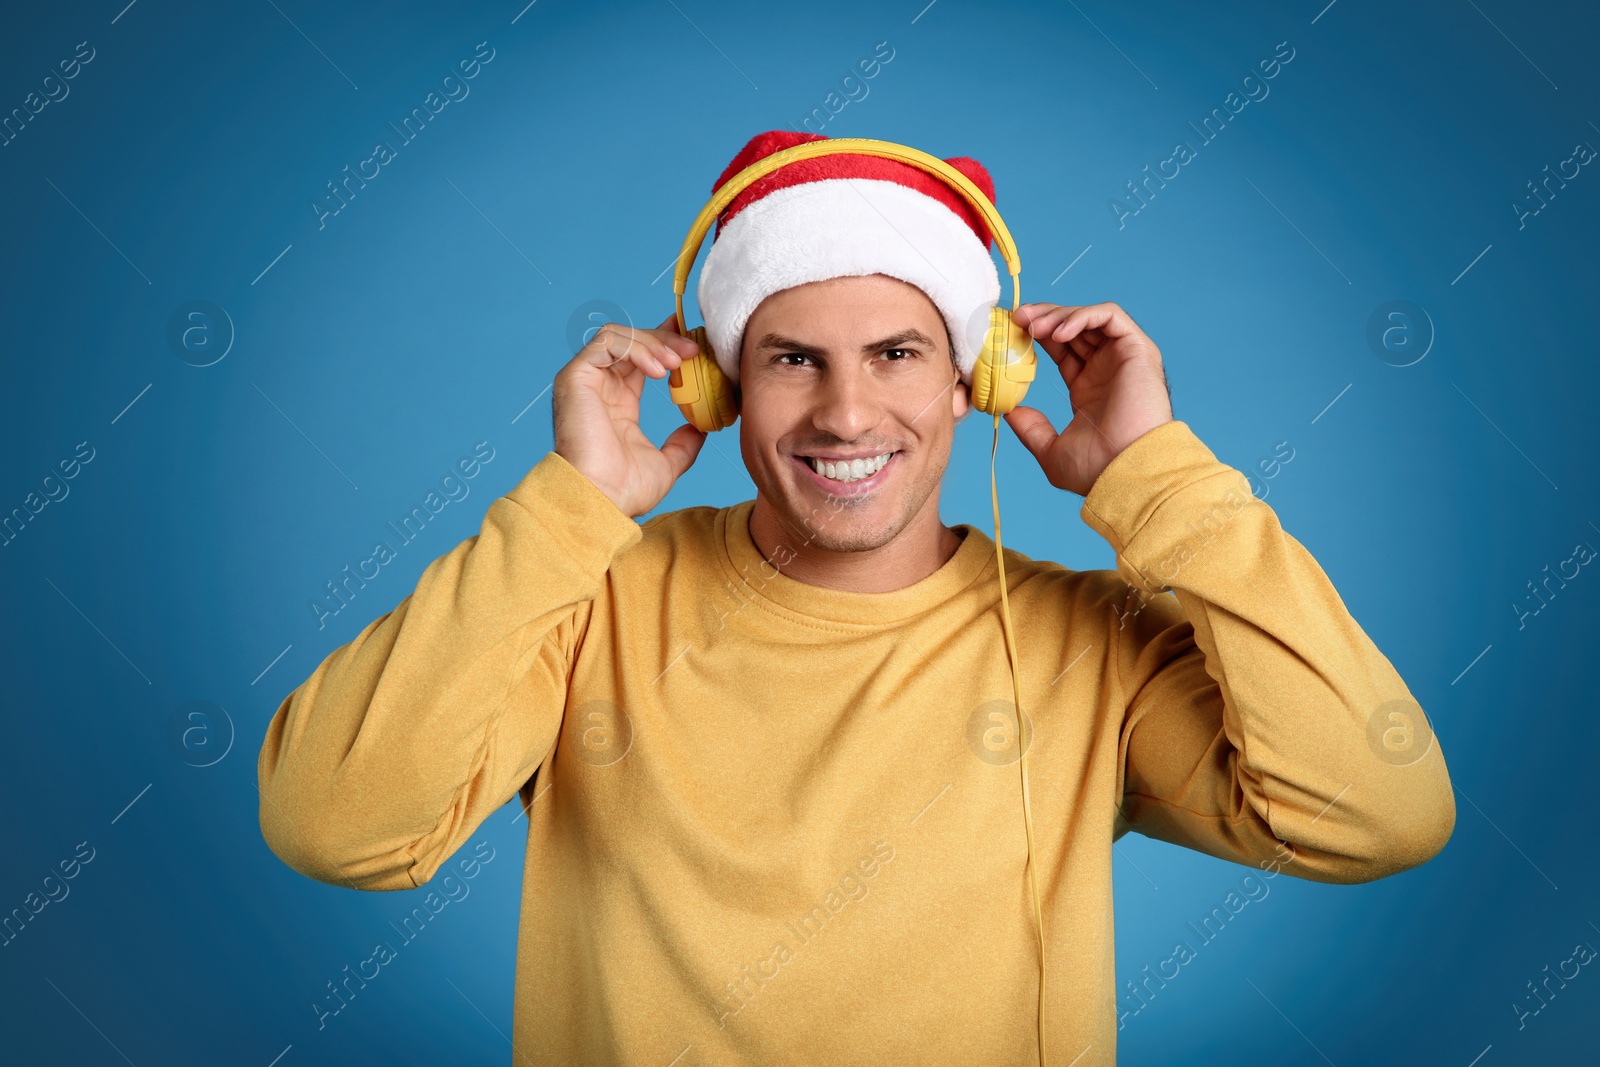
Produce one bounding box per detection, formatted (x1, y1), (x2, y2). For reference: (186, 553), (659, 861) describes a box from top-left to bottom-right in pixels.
(1004, 405), (1058, 467)
(659, 421), (707, 481)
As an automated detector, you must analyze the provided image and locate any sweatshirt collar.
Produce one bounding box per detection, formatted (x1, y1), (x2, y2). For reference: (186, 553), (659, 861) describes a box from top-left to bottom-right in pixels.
(715, 499), (995, 628)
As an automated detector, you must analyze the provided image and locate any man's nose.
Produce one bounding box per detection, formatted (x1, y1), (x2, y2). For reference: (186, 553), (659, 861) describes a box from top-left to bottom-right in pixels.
(809, 364), (885, 442)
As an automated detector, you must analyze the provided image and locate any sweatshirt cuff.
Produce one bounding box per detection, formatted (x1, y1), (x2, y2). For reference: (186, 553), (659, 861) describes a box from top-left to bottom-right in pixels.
(504, 451), (644, 573)
(1079, 420), (1256, 590)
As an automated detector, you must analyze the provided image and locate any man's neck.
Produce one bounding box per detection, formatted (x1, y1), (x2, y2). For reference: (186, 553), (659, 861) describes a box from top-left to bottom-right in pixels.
(746, 497), (966, 594)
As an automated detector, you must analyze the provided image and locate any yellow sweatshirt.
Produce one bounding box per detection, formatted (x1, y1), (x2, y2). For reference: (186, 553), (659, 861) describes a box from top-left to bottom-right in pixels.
(258, 419), (1455, 1065)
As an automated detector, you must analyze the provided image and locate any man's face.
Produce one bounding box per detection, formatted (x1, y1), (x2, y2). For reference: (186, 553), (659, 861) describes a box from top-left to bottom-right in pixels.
(736, 273), (971, 552)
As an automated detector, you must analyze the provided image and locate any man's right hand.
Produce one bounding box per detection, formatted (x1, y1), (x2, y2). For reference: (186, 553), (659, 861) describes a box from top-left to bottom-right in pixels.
(551, 314), (708, 519)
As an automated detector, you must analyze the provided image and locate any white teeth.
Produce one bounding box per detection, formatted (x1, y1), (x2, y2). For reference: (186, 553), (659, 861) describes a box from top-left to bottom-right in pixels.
(808, 452), (892, 483)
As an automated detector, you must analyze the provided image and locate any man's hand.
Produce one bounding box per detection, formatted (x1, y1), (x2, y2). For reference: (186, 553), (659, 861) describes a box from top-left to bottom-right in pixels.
(551, 314), (706, 518)
(1002, 301), (1174, 497)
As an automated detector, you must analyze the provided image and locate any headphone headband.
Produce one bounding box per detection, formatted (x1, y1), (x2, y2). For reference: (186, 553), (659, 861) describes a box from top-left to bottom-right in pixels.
(672, 138), (1022, 331)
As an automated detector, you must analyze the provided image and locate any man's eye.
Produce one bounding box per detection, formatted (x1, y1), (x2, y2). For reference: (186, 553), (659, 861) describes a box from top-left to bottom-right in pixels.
(882, 348), (916, 361)
(777, 353), (813, 366)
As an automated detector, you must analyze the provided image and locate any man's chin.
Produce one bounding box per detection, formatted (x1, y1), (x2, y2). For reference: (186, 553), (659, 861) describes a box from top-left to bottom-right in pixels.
(776, 496), (901, 553)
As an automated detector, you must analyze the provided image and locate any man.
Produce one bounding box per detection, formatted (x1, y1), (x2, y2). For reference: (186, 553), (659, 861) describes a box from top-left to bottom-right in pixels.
(258, 130), (1454, 1065)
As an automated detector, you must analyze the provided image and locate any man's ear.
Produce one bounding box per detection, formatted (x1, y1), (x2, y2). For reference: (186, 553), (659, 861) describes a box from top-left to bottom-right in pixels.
(951, 373), (971, 426)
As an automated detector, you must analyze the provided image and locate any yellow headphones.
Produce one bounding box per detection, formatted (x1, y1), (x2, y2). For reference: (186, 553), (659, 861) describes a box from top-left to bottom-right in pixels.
(667, 137), (1050, 1065)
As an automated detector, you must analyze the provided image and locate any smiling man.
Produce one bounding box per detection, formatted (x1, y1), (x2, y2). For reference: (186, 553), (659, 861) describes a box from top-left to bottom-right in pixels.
(258, 130), (1456, 1066)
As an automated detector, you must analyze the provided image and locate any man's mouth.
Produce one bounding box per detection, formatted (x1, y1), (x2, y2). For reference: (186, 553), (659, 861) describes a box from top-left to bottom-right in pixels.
(792, 451), (898, 487)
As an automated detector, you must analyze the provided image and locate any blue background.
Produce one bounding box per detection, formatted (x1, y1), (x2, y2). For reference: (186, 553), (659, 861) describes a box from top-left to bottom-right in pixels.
(2, 0), (1596, 1063)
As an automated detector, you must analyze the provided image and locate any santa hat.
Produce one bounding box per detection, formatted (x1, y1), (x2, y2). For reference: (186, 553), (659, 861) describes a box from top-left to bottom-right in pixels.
(695, 130), (1002, 388)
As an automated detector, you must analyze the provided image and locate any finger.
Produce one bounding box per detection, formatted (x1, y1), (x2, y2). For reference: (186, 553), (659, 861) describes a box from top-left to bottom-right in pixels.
(1014, 302), (1077, 328)
(656, 313), (676, 338)
(1003, 404), (1059, 467)
(598, 321), (684, 369)
(643, 315), (687, 371)
(655, 319), (699, 362)
(1017, 304), (1077, 341)
(655, 314), (691, 353)
(658, 421), (707, 481)
(581, 322), (675, 378)
(634, 315), (697, 368)
(1012, 305), (1083, 369)
(1050, 302), (1136, 344)
(1058, 347), (1087, 384)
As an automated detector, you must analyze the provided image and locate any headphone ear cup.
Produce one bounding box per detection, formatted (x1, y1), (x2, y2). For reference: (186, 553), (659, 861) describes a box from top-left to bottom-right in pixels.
(970, 352), (997, 416)
(972, 306), (1037, 416)
(668, 326), (739, 432)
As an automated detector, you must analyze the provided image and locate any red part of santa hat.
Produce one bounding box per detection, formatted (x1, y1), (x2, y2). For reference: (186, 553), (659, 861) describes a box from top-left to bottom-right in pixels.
(695, 130), (1003, 387)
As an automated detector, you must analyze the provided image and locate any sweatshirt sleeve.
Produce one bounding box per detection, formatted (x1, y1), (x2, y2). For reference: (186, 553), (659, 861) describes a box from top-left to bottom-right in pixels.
(258, 451), (643, 891)
(1081, 420), (1455, 884)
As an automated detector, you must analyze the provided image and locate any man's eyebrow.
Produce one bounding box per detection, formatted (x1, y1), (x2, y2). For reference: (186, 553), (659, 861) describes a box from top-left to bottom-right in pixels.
(753, 333), (827, 356)
(753, 328), (939, 356)
(865, 328), (939, 353)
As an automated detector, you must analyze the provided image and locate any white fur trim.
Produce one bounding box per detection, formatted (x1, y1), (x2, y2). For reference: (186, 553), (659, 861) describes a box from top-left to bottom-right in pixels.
(696, 178), (1001, 386)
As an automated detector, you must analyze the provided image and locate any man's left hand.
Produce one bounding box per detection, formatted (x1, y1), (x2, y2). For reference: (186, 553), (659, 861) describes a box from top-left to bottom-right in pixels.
(1002, 301), (1174, 497)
